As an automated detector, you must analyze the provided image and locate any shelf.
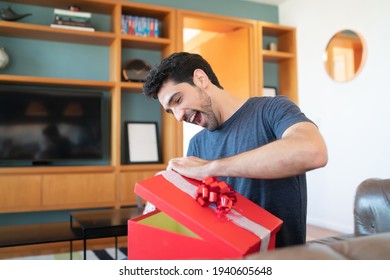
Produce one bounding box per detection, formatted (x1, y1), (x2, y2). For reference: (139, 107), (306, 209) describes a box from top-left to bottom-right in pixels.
(263, 50), (295, 62)
(120, 82), (143, 93)
(257, 21), (297, 103)
(121, 34), (171, 50)
(121, 1), (173, 18)
(260, 21), (294, 36)
(3, 0), (117, 14)
(0, 165), (115, 175)
(120, 164), (167, 172)
(0, 21), (115, 46)
(0, 74), (115, 90)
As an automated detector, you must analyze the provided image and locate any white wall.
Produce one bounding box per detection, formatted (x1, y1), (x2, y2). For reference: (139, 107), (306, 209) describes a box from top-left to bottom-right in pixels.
(183, 123), (203, 156)
(279, 0), (390, 233)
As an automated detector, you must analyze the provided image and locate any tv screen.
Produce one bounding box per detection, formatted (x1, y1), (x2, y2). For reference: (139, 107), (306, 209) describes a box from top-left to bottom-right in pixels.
(0, 86), (103, 165)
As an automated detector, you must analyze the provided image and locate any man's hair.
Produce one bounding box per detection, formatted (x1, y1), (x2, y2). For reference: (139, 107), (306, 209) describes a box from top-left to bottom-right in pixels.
(143, 52), (223, 99)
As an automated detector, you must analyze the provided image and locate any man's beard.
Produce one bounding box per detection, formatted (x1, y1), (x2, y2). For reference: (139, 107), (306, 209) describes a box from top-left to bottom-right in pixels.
(198, 88), (218, 131)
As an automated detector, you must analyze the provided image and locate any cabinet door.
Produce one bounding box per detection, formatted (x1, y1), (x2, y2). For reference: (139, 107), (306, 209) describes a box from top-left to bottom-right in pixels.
(0, 175), (42, 211)
(42, 173), (115, 207)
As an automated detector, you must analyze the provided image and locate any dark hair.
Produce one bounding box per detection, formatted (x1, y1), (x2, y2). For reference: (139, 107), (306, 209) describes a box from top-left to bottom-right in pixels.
(143, 52), (223, 99)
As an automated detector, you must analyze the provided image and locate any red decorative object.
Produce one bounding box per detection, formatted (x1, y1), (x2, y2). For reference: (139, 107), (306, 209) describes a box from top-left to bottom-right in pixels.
(196, 176), (237, 217)
(68, 5), (81, 11)
(128, 171), (283, 259)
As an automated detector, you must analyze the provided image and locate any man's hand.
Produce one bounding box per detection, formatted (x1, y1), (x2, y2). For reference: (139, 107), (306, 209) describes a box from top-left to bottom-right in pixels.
(167, 156), (212, 181)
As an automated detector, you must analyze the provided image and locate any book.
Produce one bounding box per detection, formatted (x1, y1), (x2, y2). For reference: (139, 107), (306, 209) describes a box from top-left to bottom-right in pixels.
(53, 18), (93, 28)
(54, 14), (91, 24)
(54, 8), (91, 18)
(121, 15), (128, 34)
(121, 15), (161, 38)
(50, 24), (95, 32)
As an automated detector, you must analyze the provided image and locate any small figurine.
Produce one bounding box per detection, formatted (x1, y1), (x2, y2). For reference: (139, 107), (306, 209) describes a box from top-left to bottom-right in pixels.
(0, 47), (9, 69)
(0, 6), (31, 21)
(68, 5), (81, 12)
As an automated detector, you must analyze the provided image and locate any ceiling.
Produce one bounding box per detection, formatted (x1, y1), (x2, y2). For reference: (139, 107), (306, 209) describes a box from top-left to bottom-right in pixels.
(239, 0), (289, 5)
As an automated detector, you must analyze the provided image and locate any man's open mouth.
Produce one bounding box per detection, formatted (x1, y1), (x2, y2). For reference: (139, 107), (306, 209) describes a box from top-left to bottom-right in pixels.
(187, 111), (200, 124)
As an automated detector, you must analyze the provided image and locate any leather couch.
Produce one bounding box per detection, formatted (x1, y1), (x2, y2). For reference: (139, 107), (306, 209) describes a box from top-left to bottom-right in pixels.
(245, 178), (390, 260)
(354, 178), (390, 236)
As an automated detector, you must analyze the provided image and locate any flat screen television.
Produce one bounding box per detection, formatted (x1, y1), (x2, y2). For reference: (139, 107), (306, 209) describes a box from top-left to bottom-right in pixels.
(0, 86), (103, 165)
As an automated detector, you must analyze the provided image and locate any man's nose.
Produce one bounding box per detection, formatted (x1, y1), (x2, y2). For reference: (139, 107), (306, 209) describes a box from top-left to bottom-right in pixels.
(172, 108), (185, 122)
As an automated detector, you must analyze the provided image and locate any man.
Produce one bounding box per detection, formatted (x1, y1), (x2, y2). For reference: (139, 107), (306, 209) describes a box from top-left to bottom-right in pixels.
(143, 52), (328, 247)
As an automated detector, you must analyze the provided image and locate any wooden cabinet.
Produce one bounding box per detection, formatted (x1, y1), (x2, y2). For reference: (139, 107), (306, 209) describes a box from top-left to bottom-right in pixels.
(41, 172), (116, 207)
(256, 21), (298, 103)
(0, 1), (297, 214)
(0, 175), (42, 211)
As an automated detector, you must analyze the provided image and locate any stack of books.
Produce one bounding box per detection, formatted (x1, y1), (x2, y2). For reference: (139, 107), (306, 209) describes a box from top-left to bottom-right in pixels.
(121, 15), (161, 37)
(51, 8), (95, 32)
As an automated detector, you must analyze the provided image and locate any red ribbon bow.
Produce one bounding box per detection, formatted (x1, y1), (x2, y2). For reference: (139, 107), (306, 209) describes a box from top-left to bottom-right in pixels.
(196, 176), (237, 217)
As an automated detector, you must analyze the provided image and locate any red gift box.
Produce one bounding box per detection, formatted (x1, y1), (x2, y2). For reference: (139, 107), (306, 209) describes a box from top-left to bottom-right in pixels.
(128, 171), (282, 259)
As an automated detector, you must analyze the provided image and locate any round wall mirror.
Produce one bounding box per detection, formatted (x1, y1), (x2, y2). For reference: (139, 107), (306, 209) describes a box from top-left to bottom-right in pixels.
(324, 29), (366, 82)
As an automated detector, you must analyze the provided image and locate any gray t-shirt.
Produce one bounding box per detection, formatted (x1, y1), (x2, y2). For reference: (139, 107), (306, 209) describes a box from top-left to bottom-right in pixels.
(187, 96), (313, 247)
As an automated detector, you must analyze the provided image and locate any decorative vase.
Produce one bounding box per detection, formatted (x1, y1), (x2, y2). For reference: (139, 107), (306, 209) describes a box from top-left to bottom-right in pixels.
(0, 6), (31, 21)
(0, 47), (10, 69)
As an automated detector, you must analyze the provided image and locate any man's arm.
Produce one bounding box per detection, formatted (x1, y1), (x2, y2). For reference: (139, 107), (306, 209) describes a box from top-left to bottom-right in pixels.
(167, 122), (328, 181)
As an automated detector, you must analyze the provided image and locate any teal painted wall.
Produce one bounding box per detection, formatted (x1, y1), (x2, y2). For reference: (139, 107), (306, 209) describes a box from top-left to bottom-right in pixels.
(0, 1), (277, 79)
(121, 93), (161, 164)
(127, 0), (278, 22)
(0, 3), (110, 79)
(0, 1), (278, 226)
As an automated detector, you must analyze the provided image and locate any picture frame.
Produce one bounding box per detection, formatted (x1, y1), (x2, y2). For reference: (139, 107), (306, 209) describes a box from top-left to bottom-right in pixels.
(262, 86), (278, 97)
(125, 122), (161, 164)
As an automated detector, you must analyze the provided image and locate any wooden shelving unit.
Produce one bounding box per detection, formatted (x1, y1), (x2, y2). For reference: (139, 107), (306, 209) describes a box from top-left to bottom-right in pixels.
(0, 20), (115, 45)
(0, 0), (298, 214)
(257, 21), (298, 103)
(0, 0), (179, 213)
(0, 74), (115, 89)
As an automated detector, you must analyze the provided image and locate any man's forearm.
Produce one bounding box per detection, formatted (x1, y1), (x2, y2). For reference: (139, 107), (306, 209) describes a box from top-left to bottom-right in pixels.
(210, 123), (328, 179)
(169, 123), (327, 181)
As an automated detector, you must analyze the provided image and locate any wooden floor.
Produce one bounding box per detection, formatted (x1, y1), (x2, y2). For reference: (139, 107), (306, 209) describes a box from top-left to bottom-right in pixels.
(0, 224), (343, 259)
(306, 224), (343, 241)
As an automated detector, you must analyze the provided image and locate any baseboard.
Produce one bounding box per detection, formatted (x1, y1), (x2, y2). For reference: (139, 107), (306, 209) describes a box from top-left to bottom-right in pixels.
(307, 218), (352, 234)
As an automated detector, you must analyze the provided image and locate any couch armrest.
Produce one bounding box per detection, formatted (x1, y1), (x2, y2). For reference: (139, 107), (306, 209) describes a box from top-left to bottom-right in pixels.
(245, 232), (390, 260)
(354, 178), (390, 236)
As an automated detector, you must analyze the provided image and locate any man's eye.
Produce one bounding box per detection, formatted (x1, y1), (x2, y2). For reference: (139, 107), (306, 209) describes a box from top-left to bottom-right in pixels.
(176, 97), (182, 104)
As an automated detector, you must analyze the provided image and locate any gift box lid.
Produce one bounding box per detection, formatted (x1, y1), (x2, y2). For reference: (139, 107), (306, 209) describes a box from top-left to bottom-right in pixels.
(134, 170), (283, 256)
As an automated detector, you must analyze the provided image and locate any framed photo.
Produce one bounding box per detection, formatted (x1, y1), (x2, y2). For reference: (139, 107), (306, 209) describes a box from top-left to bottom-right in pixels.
(263, 86), (278, 97)
(125, 122), (161, 164)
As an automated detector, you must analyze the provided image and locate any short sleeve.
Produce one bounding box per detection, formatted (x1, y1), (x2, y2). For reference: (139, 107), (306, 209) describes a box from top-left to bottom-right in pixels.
(265, 96), (313, 139)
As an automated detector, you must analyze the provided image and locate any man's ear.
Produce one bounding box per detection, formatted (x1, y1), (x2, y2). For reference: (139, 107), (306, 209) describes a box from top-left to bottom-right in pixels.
(193, 69), (209, 88)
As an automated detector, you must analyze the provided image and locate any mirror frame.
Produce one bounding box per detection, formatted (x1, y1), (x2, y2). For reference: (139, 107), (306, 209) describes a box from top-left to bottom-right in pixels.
(324, 29), (366, 82)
